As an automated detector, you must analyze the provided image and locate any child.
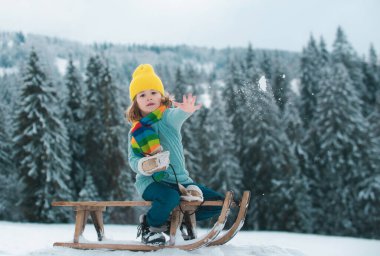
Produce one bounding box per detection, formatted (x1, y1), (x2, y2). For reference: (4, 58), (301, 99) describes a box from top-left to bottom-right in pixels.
(126, 64), (224, 245)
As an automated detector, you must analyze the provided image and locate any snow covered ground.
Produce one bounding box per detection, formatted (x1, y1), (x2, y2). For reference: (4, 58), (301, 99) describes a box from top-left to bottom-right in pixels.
(1, 221), (379, 256)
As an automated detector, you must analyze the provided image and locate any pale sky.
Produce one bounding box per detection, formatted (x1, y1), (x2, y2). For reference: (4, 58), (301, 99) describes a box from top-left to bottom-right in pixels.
(0, 0), (379, 55)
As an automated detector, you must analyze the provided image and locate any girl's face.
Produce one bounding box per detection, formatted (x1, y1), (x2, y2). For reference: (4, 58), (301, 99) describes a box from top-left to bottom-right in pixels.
(136, 89), (162, 116)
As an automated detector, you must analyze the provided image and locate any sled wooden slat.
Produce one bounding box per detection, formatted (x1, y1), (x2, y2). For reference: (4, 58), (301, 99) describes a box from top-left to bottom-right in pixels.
(53, 242), (162, 251)
(52, 200), (230, 207)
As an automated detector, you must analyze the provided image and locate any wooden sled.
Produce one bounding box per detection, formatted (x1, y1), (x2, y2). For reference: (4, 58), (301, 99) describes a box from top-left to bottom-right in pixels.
(52, 190), (250, 251)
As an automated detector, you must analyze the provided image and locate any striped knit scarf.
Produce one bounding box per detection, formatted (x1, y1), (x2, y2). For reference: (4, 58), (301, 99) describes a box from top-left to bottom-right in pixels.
(130, 105), (167, 180)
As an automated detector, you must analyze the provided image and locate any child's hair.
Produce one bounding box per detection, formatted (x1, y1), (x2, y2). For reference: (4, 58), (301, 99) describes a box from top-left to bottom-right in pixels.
(125, 93), (173, 123)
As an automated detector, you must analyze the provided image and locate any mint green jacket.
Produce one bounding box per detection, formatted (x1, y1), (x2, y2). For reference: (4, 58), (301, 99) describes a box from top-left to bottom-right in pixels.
(128, 107), (194, 196)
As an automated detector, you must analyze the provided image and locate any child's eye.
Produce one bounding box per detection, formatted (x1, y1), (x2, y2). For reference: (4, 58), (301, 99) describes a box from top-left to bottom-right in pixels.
(140, 94), (145, 98)
(151, 91), (157, 95)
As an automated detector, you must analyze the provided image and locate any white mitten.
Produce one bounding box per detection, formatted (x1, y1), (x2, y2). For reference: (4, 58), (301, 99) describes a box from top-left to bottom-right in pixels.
(180, 185), (204, 202)
(138, 151), (170, 176)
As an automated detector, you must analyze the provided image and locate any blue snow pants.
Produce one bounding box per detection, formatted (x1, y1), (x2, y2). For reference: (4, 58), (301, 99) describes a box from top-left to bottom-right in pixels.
(142, 181), (225, 228)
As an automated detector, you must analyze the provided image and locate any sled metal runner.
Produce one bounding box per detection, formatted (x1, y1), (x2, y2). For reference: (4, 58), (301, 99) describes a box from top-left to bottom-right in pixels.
(52, 191), (250, 251)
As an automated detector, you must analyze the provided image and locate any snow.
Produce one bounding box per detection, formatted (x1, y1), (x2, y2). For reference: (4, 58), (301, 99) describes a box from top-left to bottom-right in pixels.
(183, 60), (215, 75)
(0, 67), (18, 77)
(290, 78), (300, 95)
(1, 221), (379, 256)
(200, 93), (211, 108)
(55, 57), (68, 76)
(7, 40), (14, 48)
(200, 62), (215, 75)
(258, 76), (267, 91)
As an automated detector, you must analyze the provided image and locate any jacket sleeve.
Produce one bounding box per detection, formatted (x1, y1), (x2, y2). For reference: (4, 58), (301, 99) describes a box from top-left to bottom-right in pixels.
(164, 107), (193, 131)
(128, 132), (143, 174)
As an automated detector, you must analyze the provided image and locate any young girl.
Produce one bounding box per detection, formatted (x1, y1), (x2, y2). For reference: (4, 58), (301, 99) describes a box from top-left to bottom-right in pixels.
(126, 64), (224, 245)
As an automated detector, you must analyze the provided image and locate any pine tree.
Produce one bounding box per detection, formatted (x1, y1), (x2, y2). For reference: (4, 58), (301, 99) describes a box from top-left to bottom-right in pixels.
(83, 56), (133, 208)
(182, 119), (202, 180)
(203, 85), (243, 195)
(245, 43), (261, 84)
(300, 38), (331, 232)
(271, 59), (289, 111)
(311, 63), (376, 236)
(239, 79), (299, 230)
(63, 57), (86, 199)
(332, 27), (366, 116)
(184, 64), (203, 94)
(357, 93), (380, 238)
(368, 93), (380, 144)
(99, 64), (131, 202)
(319, 37), (330, 68)
(282, 92), (314, 232)
(260, 52), (273, 81)
(223, 59), (246, 155)
(15, 31), (26, 45)
(300, 35), (321, 128)
(300, 37), (327, 219)
(245, 43), (254, 75)
(362, 45), (380, 116)
(197, 107), (211, 185)
(172, 68), (188, 100)
(283, 92), (308, 168)
(83, 55), (107, 199)
(223, 60), (240, 117)
(0, 105), (19, 220)
(13, 50), (72, 222)
(182, 66), (204, 179)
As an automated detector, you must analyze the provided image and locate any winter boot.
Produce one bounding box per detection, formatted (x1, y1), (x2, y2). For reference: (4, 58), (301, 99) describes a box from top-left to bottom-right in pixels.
(137, 215), (166, 245)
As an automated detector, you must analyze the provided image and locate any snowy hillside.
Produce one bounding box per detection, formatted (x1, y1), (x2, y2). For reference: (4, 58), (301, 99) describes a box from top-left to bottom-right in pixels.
(1, 221), (379, 256)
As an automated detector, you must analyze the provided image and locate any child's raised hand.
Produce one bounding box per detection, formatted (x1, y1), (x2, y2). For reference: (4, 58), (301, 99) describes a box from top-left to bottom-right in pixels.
(173, 93), (202, 113)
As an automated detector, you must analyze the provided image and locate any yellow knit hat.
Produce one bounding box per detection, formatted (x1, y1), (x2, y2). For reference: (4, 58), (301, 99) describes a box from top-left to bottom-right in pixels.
(129, 64), (165, 102)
